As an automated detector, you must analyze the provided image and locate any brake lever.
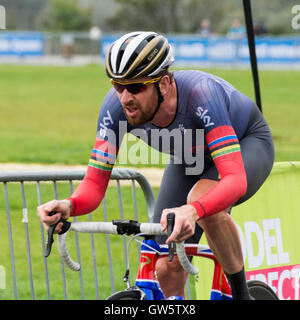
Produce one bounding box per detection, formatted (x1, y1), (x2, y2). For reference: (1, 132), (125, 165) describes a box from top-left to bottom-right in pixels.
(45, 211), (71, 258)
(167, 213), (176, 262)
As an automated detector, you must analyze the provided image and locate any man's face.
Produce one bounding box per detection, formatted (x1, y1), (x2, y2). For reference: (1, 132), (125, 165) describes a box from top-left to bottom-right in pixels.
(112, 77), (159, 126)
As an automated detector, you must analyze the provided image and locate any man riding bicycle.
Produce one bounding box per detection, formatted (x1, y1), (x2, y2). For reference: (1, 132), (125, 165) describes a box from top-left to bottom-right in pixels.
(38, 31), (274, 300)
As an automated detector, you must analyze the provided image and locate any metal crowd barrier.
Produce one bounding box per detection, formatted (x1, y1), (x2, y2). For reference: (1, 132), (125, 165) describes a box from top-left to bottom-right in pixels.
(0, 168), (157, 300)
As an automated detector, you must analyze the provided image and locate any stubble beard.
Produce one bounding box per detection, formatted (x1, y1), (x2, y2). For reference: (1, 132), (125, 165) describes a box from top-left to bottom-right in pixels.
(123, 103), (155, 126)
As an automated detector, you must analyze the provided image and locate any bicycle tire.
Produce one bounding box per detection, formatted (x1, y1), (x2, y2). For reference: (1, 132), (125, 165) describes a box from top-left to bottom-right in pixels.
(106, 288), (146, 300)
(247, 280), (279, 300)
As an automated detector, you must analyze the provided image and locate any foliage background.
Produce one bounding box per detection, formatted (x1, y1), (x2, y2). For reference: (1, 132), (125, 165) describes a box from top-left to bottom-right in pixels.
(1, 0), (300, 35)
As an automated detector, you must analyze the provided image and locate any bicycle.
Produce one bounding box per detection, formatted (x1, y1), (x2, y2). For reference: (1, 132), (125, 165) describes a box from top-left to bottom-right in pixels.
(46, 213), (279, 300)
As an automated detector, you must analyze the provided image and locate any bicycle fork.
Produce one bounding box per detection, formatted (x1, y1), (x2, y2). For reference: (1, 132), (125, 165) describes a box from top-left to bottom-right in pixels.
(201, 254), (232, 300)
(135, 238), (165, 300)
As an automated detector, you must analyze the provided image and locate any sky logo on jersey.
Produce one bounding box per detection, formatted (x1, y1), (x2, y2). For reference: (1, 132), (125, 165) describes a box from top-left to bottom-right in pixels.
(195, 106), (215, 128)
(99, 110), (114, 138)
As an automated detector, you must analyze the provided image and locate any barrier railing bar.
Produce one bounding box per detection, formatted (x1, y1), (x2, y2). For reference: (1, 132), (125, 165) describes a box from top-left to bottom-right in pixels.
(52, 180), (68, 300)
(131, 180), (141, 258)
(72, 215), (85, 300)
(3, 182), (18, 299)
(88, 212), (100, 300)
(20, 181), (35, 300)
(116, 180), (128, 277)
(69, 180), (85, 300)
(131, 180), (138, 221)
(0, 170), (85, 182)
(36, 181), (51, 300)
(59, 255), (68, 300)
(103, 196), (115, 294)
(53, 180), (58, 200)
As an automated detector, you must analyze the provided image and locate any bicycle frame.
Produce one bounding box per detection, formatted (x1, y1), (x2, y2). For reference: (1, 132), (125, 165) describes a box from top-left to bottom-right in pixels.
(135, 238), (232, 300)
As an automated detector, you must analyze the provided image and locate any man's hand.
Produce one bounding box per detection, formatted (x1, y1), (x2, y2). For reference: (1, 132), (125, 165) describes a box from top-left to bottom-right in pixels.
(37, 199), (72, 234)
(160, 204), (199, 244)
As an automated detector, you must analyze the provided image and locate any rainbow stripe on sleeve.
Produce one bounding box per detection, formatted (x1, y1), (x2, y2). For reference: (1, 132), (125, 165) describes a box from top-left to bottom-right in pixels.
(88, 139), (118, 172)
(206, 126), (241, 160)
(88, 159), (114, 171)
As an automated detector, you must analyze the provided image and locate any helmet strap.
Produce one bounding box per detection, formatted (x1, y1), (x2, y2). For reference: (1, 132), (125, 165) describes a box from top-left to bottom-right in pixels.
(149, 82), (164, 122)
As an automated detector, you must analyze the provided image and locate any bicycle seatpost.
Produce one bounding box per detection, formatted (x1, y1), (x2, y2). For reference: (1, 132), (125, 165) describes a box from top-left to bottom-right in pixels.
(167, 213), (176, 262)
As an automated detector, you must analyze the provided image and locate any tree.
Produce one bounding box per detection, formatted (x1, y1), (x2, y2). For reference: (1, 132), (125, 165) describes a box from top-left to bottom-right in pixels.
(106, 0), (181, 33)
(0, 0), (47, 30)
(106, 0), (242, 34)
(41, 0), (92, 31)
(106, 0), (299, 35)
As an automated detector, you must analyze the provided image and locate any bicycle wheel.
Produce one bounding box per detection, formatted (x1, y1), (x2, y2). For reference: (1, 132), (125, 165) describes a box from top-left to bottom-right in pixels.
(106, 288), (146, 300)
(247, 280), (279, 300)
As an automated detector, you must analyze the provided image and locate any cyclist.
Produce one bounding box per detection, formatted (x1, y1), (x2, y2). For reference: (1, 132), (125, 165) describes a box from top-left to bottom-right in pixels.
(38, 31), (274, 300)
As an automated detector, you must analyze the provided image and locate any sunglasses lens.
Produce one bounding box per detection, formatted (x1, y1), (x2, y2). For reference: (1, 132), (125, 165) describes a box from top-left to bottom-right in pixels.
(128, 83), (147, 94)
(113, 82), (147, 94)
(113, 83), (124, 93)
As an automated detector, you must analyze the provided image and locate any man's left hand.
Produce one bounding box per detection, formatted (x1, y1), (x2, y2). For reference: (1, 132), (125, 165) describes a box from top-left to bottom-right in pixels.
(161, 204), (199, 244)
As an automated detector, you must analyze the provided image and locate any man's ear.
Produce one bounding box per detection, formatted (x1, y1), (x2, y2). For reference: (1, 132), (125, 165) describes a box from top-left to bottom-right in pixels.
(158, 75), (170, 96)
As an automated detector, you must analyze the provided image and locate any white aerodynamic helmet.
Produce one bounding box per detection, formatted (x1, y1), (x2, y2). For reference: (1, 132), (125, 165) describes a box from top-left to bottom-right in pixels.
(105, 31), (174, 79)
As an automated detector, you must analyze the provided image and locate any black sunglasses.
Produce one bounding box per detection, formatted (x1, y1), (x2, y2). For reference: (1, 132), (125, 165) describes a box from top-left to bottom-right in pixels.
(111, 77), (162, 95)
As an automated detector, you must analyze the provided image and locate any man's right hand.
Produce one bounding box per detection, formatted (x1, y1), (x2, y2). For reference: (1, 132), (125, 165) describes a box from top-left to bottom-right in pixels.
(37, 199), (72, 234)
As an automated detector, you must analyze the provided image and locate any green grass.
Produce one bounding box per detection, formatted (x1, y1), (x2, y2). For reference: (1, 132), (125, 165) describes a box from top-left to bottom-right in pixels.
(0, 64), (110, 164)
(0, 65), (299, 165)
